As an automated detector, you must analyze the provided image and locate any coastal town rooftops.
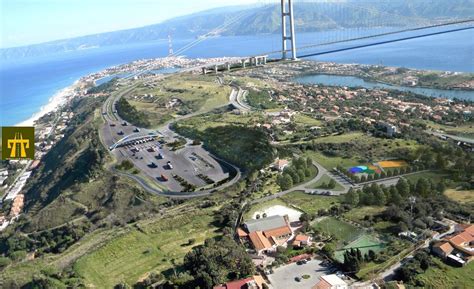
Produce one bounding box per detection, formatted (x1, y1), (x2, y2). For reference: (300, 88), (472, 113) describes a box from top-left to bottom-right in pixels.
(244, 215), (288, 233)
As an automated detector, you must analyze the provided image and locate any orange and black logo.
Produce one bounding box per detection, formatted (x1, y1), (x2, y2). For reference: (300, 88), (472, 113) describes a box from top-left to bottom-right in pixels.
(1, 127), (35, 160)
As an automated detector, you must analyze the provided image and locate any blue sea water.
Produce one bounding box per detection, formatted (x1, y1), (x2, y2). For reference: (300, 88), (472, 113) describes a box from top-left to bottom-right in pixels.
(0, 27), (473, 126)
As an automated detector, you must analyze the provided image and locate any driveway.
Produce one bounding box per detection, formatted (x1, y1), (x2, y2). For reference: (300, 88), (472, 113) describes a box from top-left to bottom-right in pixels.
(267, 259), (332, 289)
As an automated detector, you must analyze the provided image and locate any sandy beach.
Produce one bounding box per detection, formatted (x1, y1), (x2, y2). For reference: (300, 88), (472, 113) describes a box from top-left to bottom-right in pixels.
(15, 81), (80, 126)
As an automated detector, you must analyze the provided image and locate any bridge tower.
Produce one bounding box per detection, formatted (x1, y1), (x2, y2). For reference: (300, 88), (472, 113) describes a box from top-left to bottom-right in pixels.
(281, 0), (297, 60)
(168, 33), (174, 57)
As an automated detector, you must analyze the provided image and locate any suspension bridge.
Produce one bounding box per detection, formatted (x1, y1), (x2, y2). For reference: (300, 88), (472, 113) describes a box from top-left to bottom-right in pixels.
(169, 0), (473, 64)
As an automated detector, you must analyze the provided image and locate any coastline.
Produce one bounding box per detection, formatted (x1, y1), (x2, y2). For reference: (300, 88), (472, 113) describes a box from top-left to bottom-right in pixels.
(15, 80), (80, 127)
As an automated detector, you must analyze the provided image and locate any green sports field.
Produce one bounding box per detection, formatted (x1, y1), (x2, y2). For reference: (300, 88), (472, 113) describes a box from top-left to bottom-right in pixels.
(334, 234), (386, 262)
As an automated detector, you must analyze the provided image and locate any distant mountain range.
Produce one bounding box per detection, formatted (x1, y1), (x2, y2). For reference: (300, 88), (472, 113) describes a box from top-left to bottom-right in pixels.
(1, 0), (473, 60)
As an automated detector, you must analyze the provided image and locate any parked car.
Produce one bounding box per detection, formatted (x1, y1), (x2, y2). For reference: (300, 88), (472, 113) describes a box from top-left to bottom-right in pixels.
(294, 277), (301, 282)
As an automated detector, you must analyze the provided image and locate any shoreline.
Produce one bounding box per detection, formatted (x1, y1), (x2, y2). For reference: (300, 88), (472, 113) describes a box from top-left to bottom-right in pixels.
(15, 80), (81, 127)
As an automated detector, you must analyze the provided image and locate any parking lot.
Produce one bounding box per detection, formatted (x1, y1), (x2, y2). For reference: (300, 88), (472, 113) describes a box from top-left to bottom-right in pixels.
(267, 259), (333, 289)
(101, 117), (230, 193)
(116, 140), (229, 192)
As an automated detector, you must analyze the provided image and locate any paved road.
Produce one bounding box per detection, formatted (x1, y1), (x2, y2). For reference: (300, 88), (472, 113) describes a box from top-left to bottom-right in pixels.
(251, 159), (329, 204)
(98, 76), (243, 198)
(229, 86), (251, 112)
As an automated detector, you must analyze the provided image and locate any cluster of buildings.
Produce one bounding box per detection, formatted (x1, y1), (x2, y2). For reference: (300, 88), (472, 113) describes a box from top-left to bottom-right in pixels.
(237, 215), (298, 255)
(0, 107), (76, 232)
(432, 223), (474, 266)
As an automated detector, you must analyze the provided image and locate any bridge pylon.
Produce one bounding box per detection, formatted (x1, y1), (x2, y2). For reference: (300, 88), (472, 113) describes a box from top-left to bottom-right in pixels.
(281, 0), (297, 60)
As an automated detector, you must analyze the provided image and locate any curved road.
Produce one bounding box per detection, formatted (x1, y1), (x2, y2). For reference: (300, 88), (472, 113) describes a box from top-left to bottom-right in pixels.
(99, 76), (243, 198)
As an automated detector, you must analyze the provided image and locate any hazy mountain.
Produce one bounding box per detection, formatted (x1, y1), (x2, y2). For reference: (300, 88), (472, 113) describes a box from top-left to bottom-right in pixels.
(1, 0), (472, 60)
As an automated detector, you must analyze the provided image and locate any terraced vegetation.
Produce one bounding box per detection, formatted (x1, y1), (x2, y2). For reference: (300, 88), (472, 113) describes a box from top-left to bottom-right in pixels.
(73, 208), (217, 287)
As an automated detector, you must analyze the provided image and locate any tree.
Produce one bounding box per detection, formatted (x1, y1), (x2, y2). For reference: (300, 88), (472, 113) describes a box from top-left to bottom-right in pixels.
(297, 169), (306, 182)
(436, 181), (446, 194)
(396, 178), (410, 197)
(415, 178), (430, 197)
(436, 153), (446, 170)
(374, 189), (387, 206)
(277, 174), (293, 190)
(322, 243), (335, 257)
(183, 237), (254, 288)
(327, 178), (337, 189)
(0, 257), (11, 269)
(306, 157), (313, 167)
(368, 249), (376, 261)
(344, 188), (359, 206)
(389, 186), (403, 206)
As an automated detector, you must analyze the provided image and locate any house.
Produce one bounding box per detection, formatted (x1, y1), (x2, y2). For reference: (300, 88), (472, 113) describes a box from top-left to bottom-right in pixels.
(214, 275), (267, 289)
(432, 224), (474, 265)
(445, 224), (474, 262)
(240, 215), (293, 255)
(272, 159), (289, 171)
(312, 274), (348, 289)
(432, 241), (454, 259)
(292, 234), (312, 248)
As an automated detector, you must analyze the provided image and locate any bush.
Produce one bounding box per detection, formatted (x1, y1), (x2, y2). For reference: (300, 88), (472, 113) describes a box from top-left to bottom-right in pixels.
(0, 256), (11, 268)
(115, 97), (151, 127)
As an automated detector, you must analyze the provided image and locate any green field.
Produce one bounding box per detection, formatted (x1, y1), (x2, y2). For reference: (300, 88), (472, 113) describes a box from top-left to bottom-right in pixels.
(73, 210), (218, 288)
(293, 114), (323, 126)
(303, 133), (421, 171)
(343, 206), (386, 223)
(304, 151), (360, 170)
(334, 234), (386, 262)
(403, 171), (448, 183)
(126, 74), (231, 127)
(312, 132), (365, 143)
(308, 174), (345, 191)
(444, 189), (474, 204)
(424, 120), (474, 138)
(279, 191), (341, 214)
(414, 257), (474, 288)
(313, 217), (362, 244)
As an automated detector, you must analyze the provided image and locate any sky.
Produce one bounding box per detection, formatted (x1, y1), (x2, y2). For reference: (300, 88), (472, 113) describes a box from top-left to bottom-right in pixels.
(0, 0), (262, 48)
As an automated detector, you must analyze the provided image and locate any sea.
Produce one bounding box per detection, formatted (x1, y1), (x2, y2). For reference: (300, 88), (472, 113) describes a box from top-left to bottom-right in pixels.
(1, 26), (473, 126)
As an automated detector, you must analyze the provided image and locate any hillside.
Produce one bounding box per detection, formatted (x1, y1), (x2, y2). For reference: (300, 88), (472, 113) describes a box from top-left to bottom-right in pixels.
(1, 0), (473, 59)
